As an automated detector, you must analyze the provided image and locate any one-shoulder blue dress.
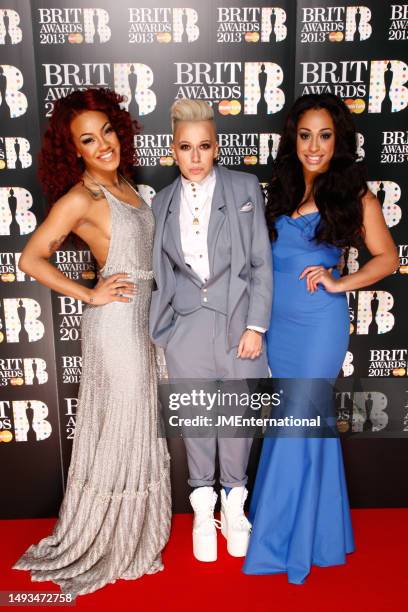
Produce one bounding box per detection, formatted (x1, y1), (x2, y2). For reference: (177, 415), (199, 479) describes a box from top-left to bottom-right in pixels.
(243, 212), (355, 584)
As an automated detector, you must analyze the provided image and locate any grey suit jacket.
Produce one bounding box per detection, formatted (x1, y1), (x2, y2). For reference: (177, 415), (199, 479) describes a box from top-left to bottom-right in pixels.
(149, 165), (273, 351)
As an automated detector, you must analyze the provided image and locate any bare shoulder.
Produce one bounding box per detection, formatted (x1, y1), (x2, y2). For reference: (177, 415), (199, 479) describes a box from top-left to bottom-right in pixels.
(50, 182), (95, 218)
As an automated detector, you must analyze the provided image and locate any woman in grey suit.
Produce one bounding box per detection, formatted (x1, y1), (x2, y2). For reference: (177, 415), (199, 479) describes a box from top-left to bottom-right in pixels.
(150, 99), (272, 562)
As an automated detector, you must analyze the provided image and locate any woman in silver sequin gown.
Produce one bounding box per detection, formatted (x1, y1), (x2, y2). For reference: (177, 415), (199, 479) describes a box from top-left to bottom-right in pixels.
(12, 89), (171, 597)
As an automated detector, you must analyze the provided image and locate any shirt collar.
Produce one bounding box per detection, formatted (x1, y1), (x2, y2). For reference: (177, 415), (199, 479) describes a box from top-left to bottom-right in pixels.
(181, 168), (216, 195)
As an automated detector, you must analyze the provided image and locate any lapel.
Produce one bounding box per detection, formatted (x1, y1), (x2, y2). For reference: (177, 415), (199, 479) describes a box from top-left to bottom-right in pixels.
(164, 176), (203, 285)
(207, 168), (227, 276)
(214, 166), (246, 277)
(218, 167), (247, 322)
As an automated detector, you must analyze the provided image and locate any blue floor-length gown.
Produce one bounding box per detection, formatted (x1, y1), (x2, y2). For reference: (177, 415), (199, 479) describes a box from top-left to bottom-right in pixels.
(243, 212), (355, 584)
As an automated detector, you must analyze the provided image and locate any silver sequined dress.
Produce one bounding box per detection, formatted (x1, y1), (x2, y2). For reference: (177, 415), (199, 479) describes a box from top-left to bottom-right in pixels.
(13, 182), (172, 597)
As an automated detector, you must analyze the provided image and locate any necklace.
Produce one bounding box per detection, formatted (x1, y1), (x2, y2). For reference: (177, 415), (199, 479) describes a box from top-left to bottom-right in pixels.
(84, 170), (124, 192)
(184, 188), (210, 226)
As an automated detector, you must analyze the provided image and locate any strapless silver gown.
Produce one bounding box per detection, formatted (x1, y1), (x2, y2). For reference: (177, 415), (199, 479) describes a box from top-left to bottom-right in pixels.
(13, 183), (172, 597)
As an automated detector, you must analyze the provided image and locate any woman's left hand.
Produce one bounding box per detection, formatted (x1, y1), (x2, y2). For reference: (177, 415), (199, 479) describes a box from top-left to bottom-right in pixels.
(299, 266), (342, 293)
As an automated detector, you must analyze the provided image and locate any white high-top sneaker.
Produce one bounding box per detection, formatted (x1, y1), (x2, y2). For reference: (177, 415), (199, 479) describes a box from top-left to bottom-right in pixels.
(220, 486), (251, 557)
(189, 487), (221, 562)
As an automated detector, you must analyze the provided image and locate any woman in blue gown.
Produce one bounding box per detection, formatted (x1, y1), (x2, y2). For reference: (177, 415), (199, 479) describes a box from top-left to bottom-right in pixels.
(243, 94), (398, 584)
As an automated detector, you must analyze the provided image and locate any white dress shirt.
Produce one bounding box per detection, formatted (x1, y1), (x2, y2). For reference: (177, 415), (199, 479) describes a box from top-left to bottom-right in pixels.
(179, 169), (265, 334)
(179, 169), (215, 283)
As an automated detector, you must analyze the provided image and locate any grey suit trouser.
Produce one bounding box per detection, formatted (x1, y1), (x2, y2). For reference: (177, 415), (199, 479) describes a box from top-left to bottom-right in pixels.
(164, 306), (269, 488)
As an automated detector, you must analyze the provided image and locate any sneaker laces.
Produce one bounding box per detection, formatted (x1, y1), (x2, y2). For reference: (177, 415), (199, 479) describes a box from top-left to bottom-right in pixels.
(194, 510), (222, 531)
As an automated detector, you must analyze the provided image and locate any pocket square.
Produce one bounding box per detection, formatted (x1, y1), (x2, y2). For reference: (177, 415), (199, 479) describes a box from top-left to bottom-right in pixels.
(239, 201), (254, 212)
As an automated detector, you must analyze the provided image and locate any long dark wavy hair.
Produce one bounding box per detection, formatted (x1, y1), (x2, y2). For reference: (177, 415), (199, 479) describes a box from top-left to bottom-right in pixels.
(38, 87), (141, 205)
(266, 93), (367, 247)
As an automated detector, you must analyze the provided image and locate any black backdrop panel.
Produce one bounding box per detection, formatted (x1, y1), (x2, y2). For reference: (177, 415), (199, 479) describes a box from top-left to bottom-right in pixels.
(0, 0), (407, 518)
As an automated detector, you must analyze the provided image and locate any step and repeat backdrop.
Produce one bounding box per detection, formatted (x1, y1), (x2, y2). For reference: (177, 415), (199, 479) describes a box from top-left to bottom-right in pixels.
(0, 0), (407, 518)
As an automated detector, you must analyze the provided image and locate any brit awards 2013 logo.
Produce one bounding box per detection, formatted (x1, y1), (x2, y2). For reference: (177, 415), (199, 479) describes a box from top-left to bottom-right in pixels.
(174, 62), (284, 115)
(216, 7), (287, 43)
(347, 290), (395, 335)
(57, 297), (84, 342)
(299, 59), (408, 114)
(0, 187), (37, 236)
(217, 132), (280, 166)
(0, 400), (52, 443)
(128, 7), (199, 43)
(37, 7), (111, 44)
(367, 181), (402, 228)
(134, 133), (173, 166)
(61, 355), (82, 384)
(380, 131), (408, 164)
(43, 62), (156, 117)
(388, 4), (408, 40)
(0, 252), (35, 283)
(368, 349), (407, 377)
(0, 65), (27, 119)
(0, 9), (22, 44)
(0, 137), (32, 170)
(54, 249), (95, 281)
(300, 5), (371, 43)
(0, 298), (45, 344)
(0, 357), (48, 387)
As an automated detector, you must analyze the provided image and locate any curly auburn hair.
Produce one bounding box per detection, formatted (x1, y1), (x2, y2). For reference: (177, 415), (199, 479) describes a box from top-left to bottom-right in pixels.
(38, 88), (141, 205)
(266, 93), (367, 248)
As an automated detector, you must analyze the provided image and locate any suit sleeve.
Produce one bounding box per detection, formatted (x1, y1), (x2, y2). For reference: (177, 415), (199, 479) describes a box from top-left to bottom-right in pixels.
(246, 176), (273, 331)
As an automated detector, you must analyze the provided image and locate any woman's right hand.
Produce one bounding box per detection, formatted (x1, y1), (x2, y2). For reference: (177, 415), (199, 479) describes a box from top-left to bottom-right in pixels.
(89, 273), (137, 305)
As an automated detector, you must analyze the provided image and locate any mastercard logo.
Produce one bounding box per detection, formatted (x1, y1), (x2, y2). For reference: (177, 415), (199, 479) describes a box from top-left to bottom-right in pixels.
(68, 32), (83, 44)
(10, 377), (24, 386)
(349, 322), (354, 335)
(399, 265), (408, 274)
(156, 32), (172, 43)
(243, 155), (258, 165)
(218, 100), (241, 116)
(328, 31), (344, 42)
(344, 98), (365, 114)
(392, 368), (406, 377)
(244, 32), (260, 43)
(82, 271), (96, 280)
(159, 156), (174, 167)
(0, 160), (6, 170)
(0, 430), (13, 443)
(1, 273), (15, 282)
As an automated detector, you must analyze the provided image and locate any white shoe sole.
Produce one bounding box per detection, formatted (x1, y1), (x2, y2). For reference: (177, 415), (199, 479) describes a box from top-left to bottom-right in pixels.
(220, 510), (250, 557)
(192, 531), (217, 562)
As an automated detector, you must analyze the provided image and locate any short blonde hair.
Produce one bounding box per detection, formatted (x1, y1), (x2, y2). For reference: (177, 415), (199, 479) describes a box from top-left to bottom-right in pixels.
(170, 98), (215, 134)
